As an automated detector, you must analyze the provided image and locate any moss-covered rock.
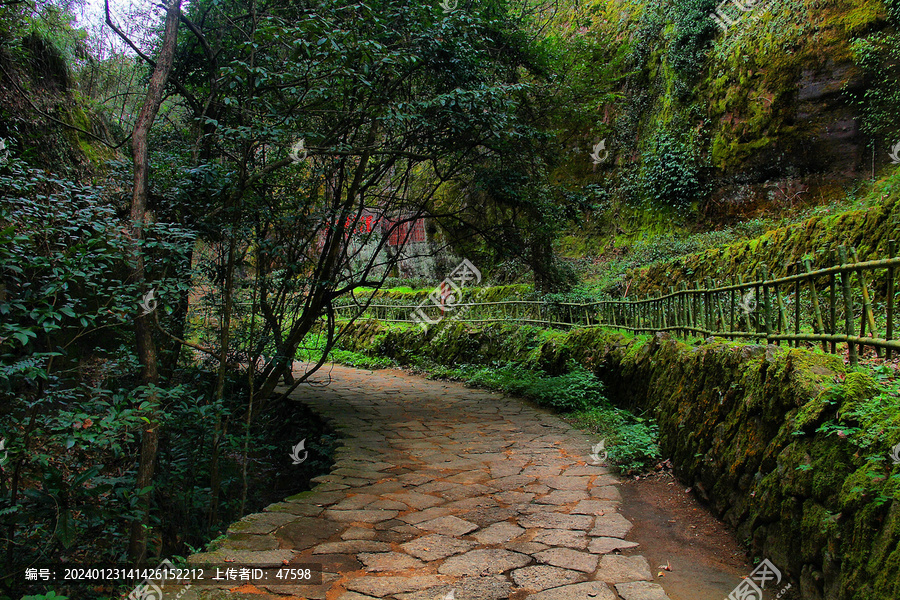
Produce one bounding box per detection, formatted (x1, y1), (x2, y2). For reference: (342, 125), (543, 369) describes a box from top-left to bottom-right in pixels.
(623, 177), (900, 297)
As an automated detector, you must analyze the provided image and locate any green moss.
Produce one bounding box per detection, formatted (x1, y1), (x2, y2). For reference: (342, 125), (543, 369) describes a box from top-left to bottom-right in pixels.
(837, 372), (879, 419)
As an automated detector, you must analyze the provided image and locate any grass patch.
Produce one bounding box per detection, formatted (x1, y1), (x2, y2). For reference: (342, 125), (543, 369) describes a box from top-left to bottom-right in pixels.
(328, 349), (396, 370)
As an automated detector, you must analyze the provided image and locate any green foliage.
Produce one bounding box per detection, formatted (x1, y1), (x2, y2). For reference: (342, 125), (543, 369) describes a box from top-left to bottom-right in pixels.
(639, 129), (707, 212)
(426, 361), (605, 412)
(669, 0), (718, 96)
(816, 366), (900, 461)
(850, 9), (900, 144)
(566, 405), (660, 474)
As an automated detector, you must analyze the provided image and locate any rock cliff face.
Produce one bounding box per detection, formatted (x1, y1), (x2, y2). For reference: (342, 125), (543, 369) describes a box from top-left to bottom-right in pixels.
(0, 33), (120, 178)
(576, 0), (894, 221)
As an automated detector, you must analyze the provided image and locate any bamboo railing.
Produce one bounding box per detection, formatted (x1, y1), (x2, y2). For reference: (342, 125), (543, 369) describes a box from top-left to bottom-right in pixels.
(333, 242), (899, 366)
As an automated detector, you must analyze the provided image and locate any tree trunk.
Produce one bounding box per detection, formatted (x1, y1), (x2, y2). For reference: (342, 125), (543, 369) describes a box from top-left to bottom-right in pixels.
(126, 0), (182, 564)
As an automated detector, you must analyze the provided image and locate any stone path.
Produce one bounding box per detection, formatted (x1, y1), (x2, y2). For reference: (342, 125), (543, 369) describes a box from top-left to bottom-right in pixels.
(189, 364), (671, 600)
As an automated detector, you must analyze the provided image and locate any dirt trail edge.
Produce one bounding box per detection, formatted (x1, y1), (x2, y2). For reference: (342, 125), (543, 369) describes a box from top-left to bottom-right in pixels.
(188, 364), (677, 600)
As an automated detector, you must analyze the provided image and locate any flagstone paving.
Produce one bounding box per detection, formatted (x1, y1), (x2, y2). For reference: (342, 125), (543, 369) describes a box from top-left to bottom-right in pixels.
(188, 364), (671, 600)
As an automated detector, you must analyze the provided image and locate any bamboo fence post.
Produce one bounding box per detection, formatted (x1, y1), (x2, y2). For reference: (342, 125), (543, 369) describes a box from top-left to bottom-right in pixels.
(793, 262), (801, 348)
(669, 286), (676, 332)
(688, 285), (699, 334)
(755, 275), (763, 340)
(774, 267), (788, 345)
(761, 264), (772, 342)
(704, 278), (712, 334)
(667, 286), (675, 331)
(695, 283), (702, 335)
(888, 240), (896, 360)
(829, 248), (838, 354)
(803, 258), (827, 352)
(729, 279), (736, 338)
(852, 248), (881, 359)
(716, 285), (727, 338)
(839, 246), (858, 367)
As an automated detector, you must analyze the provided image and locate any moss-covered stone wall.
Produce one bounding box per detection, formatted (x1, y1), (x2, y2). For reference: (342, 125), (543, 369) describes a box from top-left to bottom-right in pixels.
(622, 175), (900, 298)
(339, 319), (900, 599)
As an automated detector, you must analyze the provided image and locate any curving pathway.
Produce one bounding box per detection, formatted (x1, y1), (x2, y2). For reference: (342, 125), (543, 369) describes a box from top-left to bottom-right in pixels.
(189, 364), (671, 600)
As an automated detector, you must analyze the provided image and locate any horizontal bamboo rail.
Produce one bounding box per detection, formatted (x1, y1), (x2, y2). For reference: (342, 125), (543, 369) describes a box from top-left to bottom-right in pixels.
(332, 242), (899, 366)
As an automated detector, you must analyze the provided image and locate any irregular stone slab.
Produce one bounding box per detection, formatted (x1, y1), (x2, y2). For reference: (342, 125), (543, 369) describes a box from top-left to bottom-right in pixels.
(187, 549), (294, 566)
(520, 465), (561, 478)
(510, 565), (585, 591)
(367, 498), (408, 510)
(215, 533), (279, 551)
(472, 521), (525, 544)
(437, 483), (495, 501)
(458, 507), (518, 528)
(564, 465), (614, 476)
(588, 537), (639, 554)
(341, 527), (376, 540)
(350, 481), (408, 495)
(344, 575), (444, 597)
(445, 496), (498, 511)
(543, 476), (590, 491)
(264, 501), (324, 517)
(571, 500), (615, 515)
(332, 467), (384, 479)
(594, 555), (653, 583)
(227, 512), (297, 534)
(374, 518), (407, 531)
(438, 549), (531, 576)
(519, 512), (594, 531)
(324, 509), (399, 523)
(535, 548), (599, 573)
(506, 541), (550, 556)
(527, 581), (616, 600)
(591, 486), (623, 502)
(524, 483), (551, 495)
(285, 490), (346, 505)
(416, 515), (479, 536)
(445, 470), (491, 484)
(331, 494), (381, 510)
(315, 482), (351, 491)
(358, 551), (426, 572)
(398, 506), (453, 525)
(531, 529), (588, 550)
(400, 534), (477, 561)
(589, 513), (633, 538)
(414, 481), (458, 494)
(615, 581), (672, 600)
(336, 592), (380, 600)
(493, 491), (534, 504)
(385, 491), (445, 509)
(312, 540), (391, 554)
(276, 519), (343, 550)
(395, 576), (512, 600)
(590, 475), (621, 487)
(535, 490), (589, 505)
